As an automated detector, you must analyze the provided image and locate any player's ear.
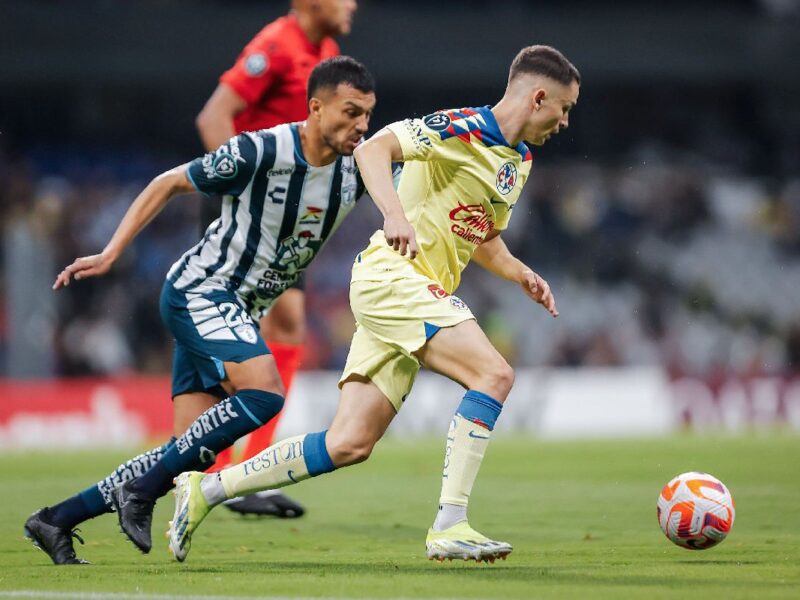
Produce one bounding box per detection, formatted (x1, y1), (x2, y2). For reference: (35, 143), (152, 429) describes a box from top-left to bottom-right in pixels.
(532, 89), (546, 110)
(308, 97), (323, 120)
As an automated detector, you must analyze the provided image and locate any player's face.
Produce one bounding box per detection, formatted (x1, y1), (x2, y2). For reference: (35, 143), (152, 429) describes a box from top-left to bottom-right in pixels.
(315, 0), (358, 36)
(524, 79), (580, 146)
(316, 83), (376, 156)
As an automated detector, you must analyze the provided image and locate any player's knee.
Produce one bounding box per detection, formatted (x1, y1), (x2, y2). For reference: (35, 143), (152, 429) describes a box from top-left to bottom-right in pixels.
(326, 434), (376, 467)
(478, 360), (515, 400)
(234, 389), (285, 425)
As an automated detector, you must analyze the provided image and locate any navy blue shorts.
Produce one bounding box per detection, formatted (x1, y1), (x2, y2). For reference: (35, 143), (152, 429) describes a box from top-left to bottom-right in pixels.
(160, 280), (270, 398)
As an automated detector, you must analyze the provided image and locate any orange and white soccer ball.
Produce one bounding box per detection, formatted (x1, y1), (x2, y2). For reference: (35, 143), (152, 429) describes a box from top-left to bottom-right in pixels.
(657, 471), (735, 550)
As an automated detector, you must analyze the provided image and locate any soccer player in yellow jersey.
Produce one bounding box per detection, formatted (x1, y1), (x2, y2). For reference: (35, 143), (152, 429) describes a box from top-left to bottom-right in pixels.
(168, 45), (580, 563)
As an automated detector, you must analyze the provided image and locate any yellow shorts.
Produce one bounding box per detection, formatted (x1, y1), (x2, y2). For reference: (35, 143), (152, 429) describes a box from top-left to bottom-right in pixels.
(338, 277), (475, 411)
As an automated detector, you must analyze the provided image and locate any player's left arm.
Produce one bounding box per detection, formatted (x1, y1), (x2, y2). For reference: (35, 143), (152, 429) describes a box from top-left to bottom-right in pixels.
(472, 230), (558, 317)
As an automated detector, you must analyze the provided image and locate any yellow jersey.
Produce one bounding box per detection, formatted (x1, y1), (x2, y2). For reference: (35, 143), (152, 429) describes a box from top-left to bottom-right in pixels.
(352, 106), (533, 294)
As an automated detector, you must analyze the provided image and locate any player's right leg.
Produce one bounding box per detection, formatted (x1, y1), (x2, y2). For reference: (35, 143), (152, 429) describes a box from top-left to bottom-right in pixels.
(168, 376), (397, 561)
(415, 319), (514, 562)
(224, 285), (307, 518)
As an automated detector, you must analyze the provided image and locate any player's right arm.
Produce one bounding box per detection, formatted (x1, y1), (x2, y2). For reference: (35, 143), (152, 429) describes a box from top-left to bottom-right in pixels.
(53, 167), (195, 289)
(196, 84), (248, 151)
(54, 134), (259, 289)
(354, 128), (418, 258)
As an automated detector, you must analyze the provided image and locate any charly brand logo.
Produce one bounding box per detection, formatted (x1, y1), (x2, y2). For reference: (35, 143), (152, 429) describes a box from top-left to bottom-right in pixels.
(244, 52), (268, 76)
(423, 112), (452, 131)
(496, 161), (517, 195)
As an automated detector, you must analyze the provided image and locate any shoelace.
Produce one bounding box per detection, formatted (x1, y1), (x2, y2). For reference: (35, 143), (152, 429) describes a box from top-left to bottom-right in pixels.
(71, 528), (85, 545)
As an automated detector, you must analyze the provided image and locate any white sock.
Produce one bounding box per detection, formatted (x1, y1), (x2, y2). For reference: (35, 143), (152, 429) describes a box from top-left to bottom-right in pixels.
(432, 503), (467, 531)
(200, 473), (227, 507)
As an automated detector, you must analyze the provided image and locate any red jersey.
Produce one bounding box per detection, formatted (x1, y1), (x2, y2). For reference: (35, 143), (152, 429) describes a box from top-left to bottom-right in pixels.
(220, 14), (340, 134)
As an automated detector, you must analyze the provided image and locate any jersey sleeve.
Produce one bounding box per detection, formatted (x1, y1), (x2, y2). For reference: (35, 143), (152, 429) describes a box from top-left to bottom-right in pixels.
(386, 112), (464, 163)
(492, 204), (513, 232)
(219, 33), (288, 105)
(186, 133), (259, 196)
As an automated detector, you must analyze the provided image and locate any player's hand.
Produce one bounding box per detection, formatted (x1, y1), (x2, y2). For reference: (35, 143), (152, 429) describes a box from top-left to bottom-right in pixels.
(519, 269), (558, 317)
(53, 252), (115, 290)
(383, 214), (418, 259)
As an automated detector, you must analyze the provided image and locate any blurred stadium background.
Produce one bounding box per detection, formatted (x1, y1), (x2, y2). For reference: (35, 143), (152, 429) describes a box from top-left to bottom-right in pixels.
(1, 0), (800, 446)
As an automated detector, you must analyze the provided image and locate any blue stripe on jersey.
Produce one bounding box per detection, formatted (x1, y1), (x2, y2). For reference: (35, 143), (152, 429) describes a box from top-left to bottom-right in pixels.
(229, 134), (278, 292)
(275, 164), (307, 246)
(169, 218), (223, 284)
(319, 156), (343, 241)
(180, 197), (241, 291)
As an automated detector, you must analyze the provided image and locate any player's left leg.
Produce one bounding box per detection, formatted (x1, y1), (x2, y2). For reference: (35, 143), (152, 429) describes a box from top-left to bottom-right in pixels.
(23, 438), (178, 565)
(168, 377), (396, 561)
(415, 319), (515, 562)
(224, 286), (307, 518)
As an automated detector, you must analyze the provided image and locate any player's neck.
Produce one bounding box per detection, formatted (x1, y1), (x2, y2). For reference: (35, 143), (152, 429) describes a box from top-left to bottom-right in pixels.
(292, 11), (329, 45)
(299, 122), (337, 167)
(490, 97), (528, 147)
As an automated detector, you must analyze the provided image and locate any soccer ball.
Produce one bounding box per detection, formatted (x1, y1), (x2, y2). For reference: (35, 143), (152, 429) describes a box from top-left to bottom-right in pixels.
(657, 471), (735, 550)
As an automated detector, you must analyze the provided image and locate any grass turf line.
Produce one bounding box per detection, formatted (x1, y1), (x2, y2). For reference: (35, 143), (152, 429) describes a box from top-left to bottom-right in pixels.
(1, 435), (798, 599)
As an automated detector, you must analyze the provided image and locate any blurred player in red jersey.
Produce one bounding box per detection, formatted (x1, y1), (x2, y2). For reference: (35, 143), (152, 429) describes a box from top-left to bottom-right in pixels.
(195, 0), (358, 518)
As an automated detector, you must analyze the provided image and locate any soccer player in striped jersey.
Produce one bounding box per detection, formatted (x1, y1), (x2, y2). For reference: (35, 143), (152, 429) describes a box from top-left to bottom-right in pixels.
(196, 0), (358, 519)
(23, 56), (381, 564)
(169, 45), (580, 564)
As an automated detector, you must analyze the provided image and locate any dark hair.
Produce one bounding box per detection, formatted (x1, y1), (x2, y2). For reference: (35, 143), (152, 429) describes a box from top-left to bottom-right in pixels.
(307, 56), (375, 101)
(509, 45), (580, 86)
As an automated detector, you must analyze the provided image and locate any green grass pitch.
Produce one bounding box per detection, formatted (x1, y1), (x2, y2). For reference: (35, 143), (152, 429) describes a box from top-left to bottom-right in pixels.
(1, 434), (798, 599)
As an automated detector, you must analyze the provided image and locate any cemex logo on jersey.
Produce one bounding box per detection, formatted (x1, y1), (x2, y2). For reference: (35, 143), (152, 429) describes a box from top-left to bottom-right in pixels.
(496, 162), (517, 195)
(449, 201), (494, 245)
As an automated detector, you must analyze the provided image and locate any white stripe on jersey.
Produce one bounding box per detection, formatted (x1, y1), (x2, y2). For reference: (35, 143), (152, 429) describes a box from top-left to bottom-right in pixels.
(168, 123), (362, 319)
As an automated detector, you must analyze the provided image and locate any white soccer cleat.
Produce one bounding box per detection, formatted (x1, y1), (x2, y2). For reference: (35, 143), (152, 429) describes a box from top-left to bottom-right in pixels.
(425, 521), (512, 563)
(168, 472), (211, 562)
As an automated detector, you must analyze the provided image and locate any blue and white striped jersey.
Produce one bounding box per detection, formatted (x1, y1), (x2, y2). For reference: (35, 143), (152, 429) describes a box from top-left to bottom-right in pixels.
(167, 123), (365, 319)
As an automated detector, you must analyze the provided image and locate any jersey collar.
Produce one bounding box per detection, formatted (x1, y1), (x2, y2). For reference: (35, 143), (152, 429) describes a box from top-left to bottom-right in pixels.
(476, 106), (532, 162)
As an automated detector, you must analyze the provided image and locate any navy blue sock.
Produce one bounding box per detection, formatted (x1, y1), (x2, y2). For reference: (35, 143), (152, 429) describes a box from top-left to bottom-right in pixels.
(133, 390), (284, 498)
(47, 438), (176, 530)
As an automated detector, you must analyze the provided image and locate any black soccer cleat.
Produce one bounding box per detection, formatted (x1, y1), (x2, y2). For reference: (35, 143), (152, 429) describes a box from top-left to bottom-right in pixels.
(110, 480), (156, 554)
(24, 509), (90, 565)
(223, 491), (305, 518)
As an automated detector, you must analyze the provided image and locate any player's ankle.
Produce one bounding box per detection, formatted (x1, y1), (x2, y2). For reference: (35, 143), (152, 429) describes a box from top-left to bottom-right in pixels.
(200, 473), (227, 507)
(432, 503), (467, 531)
